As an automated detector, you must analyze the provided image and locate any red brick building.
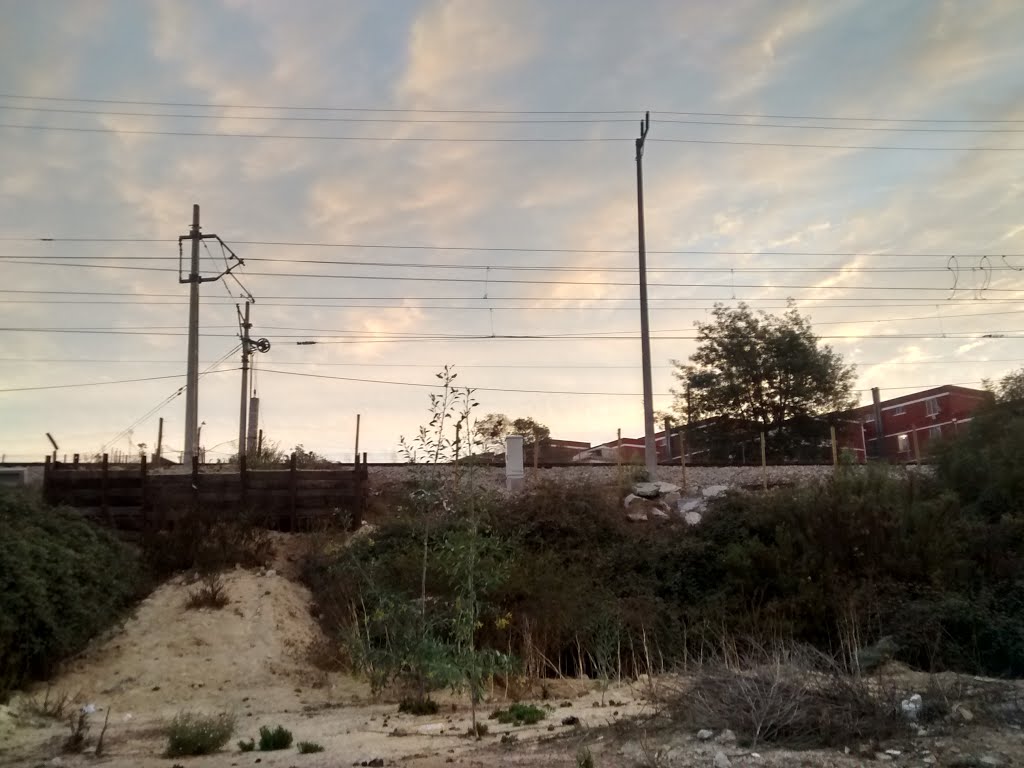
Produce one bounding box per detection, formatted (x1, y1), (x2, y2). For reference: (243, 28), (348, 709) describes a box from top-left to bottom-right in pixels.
(836, 385), (993, 463)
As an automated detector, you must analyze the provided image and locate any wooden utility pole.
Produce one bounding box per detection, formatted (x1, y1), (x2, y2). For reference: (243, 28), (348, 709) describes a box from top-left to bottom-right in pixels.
(354, 414), (361, 464)
(155, 417), (163, 464)
(237, 301), (252, 459)
(635, 111), (657, 480)
(831, 424), (838, 466)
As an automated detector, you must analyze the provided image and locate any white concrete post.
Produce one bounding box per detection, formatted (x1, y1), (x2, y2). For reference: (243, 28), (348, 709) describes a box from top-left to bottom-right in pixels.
(505, 434), (525, 492)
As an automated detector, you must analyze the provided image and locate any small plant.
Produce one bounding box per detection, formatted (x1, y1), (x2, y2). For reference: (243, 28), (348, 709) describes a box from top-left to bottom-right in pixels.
(63, 705), (92, 753)
(398, 697), (439, 715)
(489, 703), (546, 726)
(297, 740), (325, 753)
(185, 573), (229, 610)
(22, 686), (70, 720)
(238, 738), (256, 752)
(465, 722), (489, 738)
(165, 711), (235, 757)
(95, 707), (111, 756)
(258, 724), (294, 751)
(576, 746), (595, 768)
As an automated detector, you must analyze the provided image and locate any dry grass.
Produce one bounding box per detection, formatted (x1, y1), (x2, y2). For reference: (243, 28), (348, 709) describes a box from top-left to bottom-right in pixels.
(20, 686), (71, 720)
(668, 644), (904, 749)
(185, 574), (229, 610)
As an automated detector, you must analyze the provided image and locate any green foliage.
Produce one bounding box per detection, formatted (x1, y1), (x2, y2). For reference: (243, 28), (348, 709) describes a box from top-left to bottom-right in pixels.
(995, 367), (1024, 403)
(671, 301), (856, 431)
(0, 490), (144, 700)
(465, 722), (489, 738)
(237, 738), (255, 752)
(398, 697), (440, 715)
(258, 724), (294, 751)
(473, 413), (551, 454)
(164, 711), (235, 757)
(490, 703), (546, 726)
(140, 511), (275, 577)
(297, 740), (325, 753)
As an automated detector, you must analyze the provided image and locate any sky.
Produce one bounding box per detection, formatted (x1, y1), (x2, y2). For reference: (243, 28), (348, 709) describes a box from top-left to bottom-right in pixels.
(1, 0), (1023, 463)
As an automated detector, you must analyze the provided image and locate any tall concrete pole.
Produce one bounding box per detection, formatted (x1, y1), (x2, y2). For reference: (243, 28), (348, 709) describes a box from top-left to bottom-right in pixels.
(635, 112), (657, 479)
(237, 302), (251, 460)
(183, 204), (201, 464)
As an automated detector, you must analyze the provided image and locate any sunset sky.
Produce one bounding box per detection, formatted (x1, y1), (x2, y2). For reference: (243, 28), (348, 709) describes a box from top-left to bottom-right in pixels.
(1, 0), (1023, 462)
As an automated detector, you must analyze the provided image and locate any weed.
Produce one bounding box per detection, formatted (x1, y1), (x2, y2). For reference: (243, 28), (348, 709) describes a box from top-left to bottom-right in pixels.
(95, 707), (111, 756)
(238, 738), (255, 752)
(576, 746), (595, 768)
(164, 711), (235, 757)
(490, 703), (546, 726)
(465, 722), (489, 738)
(185, 573), (229, 610)
(63, 706), (91, 753)
(258, 724), (294, 751)
(398, 697), (439, 715)
(21, 687), (70, 720)
(297, 740), (325, 753)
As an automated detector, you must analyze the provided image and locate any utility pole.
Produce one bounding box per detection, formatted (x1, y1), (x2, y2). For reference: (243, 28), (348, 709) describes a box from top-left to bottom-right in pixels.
(635, 111), (657, 479)
(238, 301), (252, 460)
(155, 417), (163, 464)
(177, 204), (250, 465)
(183, 205), (201, 465)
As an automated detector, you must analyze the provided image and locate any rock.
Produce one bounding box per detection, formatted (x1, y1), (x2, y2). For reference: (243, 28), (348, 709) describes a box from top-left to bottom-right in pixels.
(979, 756), (1006, 767)
(885, 749), (902, 756)
(264, 569), (276, 578)
(655, 481), (680, 495)
(718, 729), (736, 745)
(684, 511), (703, 526)
(663, 491), (681, 505)
(901, 693), (922, 720)
(923, 757), (937, 765)
(875, 752), (893, 761)
(623, 494), (640, 509)
(678, 497), (705, 512)
(701, 484), (729, 499)
(697, 729), (714, 740)
(626, 511), (648, 523)
(633, 482), (660, 499)
(713, 750), (731, 768)
(650, 508), (670, 520)
(953, 704), (974, 722)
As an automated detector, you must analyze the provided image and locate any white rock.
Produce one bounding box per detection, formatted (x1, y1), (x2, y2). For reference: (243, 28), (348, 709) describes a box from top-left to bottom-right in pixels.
(885, 749), (902, 756)
(265, 568), (277, 577)
(713, 750), (731, 768)
(633, 482), (660, 498)
(718, 729), (736, 744)
(655, 482), (681, 495)
(678, 498), (706, 513)
(696, 729), (714, 740)
(684, 511), (703, 526)
(623, 494), (639, 509)
(650, 508), (670, 520)
(923, 757), (936, 765)
(626, 511), (648, 523)
(701, 485), (729, 499)
(901, 693), (922, 720)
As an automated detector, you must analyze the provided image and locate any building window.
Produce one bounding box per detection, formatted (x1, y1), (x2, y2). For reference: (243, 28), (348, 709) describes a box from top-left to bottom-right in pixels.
(891, 405), (906, 415)
(897, 434), (910, 453)
(929, 425), (942, 440)
(925, 397), (940, 417)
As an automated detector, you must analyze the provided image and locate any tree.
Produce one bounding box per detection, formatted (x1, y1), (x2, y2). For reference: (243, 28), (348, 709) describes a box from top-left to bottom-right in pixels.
(472, 414), (550, 454)
(996, 367), (1024, 403)
(671, 302), (856, 431)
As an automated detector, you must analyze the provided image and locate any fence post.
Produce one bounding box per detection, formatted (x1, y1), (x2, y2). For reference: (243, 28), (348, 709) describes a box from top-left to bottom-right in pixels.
(912, 427), (921, 464)
(101, 453), (111, 525)
(831, 424), (838, 466)
(680, 427), (688, 493)
(289, 452), (297, 532)
(191, 455), (199, 515)
(240, 454), (248, 513)
(140, 454), (149, 529)
(760, 432), (767, 491)
(43, 455), (52, 505)
(72, 453), (80, 467)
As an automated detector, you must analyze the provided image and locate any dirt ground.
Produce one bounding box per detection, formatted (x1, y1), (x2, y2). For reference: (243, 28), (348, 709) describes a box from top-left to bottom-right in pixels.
(2, 535), (1022, 768)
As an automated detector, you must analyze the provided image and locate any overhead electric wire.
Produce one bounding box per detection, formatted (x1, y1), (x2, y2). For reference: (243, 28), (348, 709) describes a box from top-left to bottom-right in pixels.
(3, 94), (1019, 123)
(0, 369), (238, 394)
(0, 122), (1018, 151)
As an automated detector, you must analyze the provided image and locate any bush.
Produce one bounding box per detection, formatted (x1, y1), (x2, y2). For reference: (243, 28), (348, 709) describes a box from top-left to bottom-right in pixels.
(297, 740), (325, 753)
(0, 490), (144, 700)
(490, 703), (546, 726)
(465, 722), (488, 738)
(165, 711), (235, 757)
(398, 697), (439, 715)
(238, 738), (255, 752)
(258, 724), (293, 751)
(141, 511), (274, 578)
(185, 573), (229, 610)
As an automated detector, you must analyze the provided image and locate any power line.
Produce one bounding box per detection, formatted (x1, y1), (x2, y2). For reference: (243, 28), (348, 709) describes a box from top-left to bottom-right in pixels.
(1, 122), (1018, 151)
(0, 368), (238, 394)
(4, 94), (1019, 123)
(4, 104), (1024, 133)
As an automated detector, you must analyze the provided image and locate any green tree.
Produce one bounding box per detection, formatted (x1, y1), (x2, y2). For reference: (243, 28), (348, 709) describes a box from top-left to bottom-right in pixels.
(996, 367), (1024, 403)
(472, 414), (550, 454)
(671, 302), (856, 429)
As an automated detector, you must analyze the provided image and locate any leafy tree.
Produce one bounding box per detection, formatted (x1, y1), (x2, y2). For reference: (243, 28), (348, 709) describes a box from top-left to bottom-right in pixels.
(472, 413), (550, 454)
(671, 302), (856, 430)
(996, 367), (1024, 403)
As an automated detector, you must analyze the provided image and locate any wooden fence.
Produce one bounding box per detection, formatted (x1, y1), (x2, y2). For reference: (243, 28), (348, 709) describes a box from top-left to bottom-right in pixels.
(42, 454), (368, 532)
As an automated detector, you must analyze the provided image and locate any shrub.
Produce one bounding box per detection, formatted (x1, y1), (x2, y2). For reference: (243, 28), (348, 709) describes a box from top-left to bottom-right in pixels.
(237, 738), (255, 752)
(165, 711), (235, 757)
(398, 697), (439, 715)
(465, 722), (488, 738)
(185, 573), (229, 610)
(490, 703), (546, 726)
(141, 511), (275, 578)
(576, 746), (595, 768)
(20, 687), (71, 720)
(297, 740), (325, 753)
(258, 724), (294, 751)
(0, 490), (144, 700)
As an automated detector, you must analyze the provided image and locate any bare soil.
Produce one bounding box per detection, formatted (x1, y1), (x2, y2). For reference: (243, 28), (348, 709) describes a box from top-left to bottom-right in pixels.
(2, 534), (1022, 768)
